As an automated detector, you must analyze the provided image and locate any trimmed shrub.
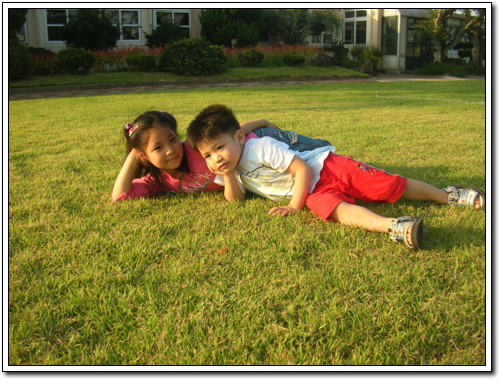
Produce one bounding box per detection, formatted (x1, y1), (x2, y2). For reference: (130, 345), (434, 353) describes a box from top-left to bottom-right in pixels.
(349, 45), (383, 72)
(125, 52), (157, 71)
(323, 40), (349, 67)
(54, 48), (96, 74)
(415, 62), (466, 77)
(311, 52), (335, 67)
(28, 47), (56, 76)
(8, 38), (33, 80)
(237, 48), (264, 67)
(466, 64), (486, 76)
(159, 38), (226, 76)
(145, 21), (190, 48)
(283, 53), (305, 67)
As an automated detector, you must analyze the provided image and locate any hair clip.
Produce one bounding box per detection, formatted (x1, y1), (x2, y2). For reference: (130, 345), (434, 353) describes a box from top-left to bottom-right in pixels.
(125, 123), (139, 137)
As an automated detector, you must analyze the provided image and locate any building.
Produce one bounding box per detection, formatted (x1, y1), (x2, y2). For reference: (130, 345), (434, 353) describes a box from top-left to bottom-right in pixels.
(18, 8), (466, 72)
(306, 9), (436, 72)
(19, 9), (202, 52)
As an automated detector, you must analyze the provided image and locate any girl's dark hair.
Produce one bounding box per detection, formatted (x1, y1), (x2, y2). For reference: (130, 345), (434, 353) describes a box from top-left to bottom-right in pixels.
(124, 111), (189, 189)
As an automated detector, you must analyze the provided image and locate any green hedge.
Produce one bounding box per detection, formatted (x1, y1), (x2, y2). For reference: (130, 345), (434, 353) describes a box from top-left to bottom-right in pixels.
(159, 38), (226, 76)
(54, 48), (96, 74)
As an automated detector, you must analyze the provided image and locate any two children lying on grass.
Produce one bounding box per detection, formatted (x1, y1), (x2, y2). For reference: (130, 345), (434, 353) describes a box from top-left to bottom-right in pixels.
(112, 106), (485, 250)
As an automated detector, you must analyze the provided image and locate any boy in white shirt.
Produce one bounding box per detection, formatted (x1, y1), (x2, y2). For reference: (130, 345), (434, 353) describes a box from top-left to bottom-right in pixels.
(187, 104), (485, 250)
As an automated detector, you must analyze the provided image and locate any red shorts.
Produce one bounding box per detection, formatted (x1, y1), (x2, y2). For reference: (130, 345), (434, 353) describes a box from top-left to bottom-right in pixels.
(305, 154), (407, 221)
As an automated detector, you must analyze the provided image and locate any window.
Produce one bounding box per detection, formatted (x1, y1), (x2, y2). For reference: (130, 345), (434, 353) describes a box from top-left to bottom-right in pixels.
(355, 21), (366, 44)
(343, 9), (367, 45)
(105, 9), (140, 41)
(311, 32), (333, 45)
(382, 17), (398, 55)
(45, 9), (77, 42)
(153, 9), (190, 30)
(344, 22), (354, 44)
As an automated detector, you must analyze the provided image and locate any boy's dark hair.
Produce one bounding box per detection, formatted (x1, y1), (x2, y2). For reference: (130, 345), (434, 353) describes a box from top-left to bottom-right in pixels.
(124, 110), (189, 188)
(187, 104), (241, 151)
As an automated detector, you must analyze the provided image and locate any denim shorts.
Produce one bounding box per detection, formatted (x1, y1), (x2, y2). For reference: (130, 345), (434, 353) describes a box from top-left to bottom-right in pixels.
(253, 128), (331, 152)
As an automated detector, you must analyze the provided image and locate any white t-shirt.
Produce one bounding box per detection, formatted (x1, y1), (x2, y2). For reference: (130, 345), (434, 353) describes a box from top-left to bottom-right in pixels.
(214, 136), (336, 201)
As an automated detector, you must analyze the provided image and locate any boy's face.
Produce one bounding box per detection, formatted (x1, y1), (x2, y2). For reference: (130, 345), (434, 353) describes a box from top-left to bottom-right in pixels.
(197, 130), (245, 175)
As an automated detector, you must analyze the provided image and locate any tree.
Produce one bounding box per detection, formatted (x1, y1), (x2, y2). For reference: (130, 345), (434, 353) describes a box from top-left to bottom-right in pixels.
(417, 9), (485, 63)
(144, 20), (189, 48)
(62, 9), (120, 51)
(276, 9), (309, 45)
(467, 9), (486, 66)
(309, 9), (341, 38)
(199, 9), (261, 47)
(8, 8), (27, 39)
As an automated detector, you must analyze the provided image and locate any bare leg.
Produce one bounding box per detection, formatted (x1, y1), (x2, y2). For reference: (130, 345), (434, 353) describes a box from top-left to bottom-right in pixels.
(401, 178), (448, 204)
(330, 202), (416, 246)
(401, 178), (482, 209)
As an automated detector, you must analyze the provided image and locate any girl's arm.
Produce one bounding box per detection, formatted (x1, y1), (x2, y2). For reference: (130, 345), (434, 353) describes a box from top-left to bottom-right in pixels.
(268, 156), (313, 216)
(111, 150), (142, 201)
(239, 119), (280, 135)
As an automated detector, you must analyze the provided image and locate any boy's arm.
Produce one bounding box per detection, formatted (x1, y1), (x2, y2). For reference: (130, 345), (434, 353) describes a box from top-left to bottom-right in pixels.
(221, 170), (246, 201)
(239, 119), (280, 135)
(268, 156), (312, 216)
(207, 163), (245, 202)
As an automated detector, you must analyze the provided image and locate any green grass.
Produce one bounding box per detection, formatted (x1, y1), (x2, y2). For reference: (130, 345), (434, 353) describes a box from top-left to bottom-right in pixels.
(8, 66), (368, 89)
(8, 80), (486, 366)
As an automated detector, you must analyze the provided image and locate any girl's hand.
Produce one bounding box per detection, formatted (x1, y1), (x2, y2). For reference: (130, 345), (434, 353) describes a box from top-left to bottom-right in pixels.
(129, 148), (150, 166)
(239, 119), (281, 134)
(268, 205), (297, 217)
(263, 121), (281, 130)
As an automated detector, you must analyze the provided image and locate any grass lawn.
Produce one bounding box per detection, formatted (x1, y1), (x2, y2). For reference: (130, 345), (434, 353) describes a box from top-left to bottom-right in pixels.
(8, 66), (369, 89)
(8, 79), (487, 366)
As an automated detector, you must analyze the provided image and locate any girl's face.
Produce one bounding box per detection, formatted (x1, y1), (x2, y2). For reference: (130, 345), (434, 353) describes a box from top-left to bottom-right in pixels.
(139, 126), (184, 174)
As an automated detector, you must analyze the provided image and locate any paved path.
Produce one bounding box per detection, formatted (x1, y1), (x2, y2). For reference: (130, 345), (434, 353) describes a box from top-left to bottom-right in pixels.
(8, 74), (484, 101)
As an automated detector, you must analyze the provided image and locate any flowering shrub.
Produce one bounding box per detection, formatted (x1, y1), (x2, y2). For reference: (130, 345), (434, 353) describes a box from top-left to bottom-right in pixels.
(91, 45), (164, 72)
(14, 44), (328, 77)
(32, 52), (57, 76)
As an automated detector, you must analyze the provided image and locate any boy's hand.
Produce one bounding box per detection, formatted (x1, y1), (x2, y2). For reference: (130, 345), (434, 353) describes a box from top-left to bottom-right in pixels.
(206, 162), (231, 177)
(268, 205), (297, 217)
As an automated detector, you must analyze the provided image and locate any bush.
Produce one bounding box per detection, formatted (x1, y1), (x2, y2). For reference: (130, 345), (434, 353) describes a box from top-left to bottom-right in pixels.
(8, 38), (33, 80)
(349, 45), (383, 72)
(159, 38), (226, 76)
(28, 47), (56, 76)
(145, 21), (190, 48)
(311, 52), (335, 67)
(54, 48), (96, 74)
(125, 52), (157, 71)
(283, 53), (306, 67)
(323, 40), (349, 67)
(62, 9), (120, 51)
(237, 48), (264, 67)
(415, 62), (466, 78)
(466, 64), (486, 76)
